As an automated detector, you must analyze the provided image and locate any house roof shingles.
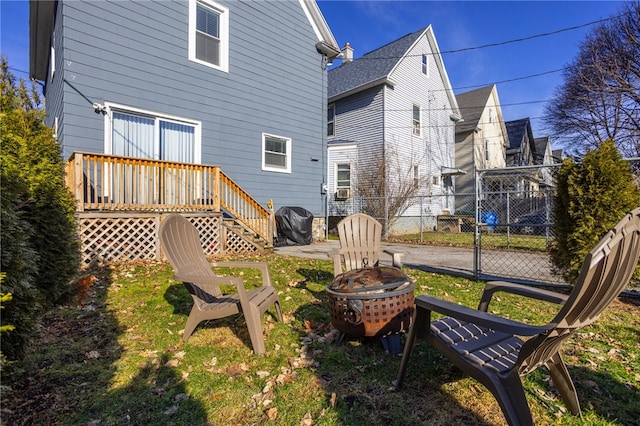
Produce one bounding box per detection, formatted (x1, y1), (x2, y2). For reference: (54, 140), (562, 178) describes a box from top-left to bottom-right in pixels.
(455, 85), (495, 134)
(328, 27), (426, 99)
(505, 118), (531, 150)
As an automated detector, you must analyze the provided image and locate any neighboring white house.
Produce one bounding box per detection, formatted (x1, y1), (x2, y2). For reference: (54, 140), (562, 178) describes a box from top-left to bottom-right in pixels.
(327, 26), (461, 233)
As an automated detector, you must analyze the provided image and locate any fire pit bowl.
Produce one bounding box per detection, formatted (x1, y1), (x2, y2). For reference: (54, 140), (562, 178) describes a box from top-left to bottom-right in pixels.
(326, 266), (414, 339)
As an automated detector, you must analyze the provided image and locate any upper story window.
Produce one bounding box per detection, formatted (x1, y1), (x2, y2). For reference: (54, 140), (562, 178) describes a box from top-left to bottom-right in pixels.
(485, 139), (490, 163)
(327, 104), (335, 137)
(263, 133), (291, 173)
(412, 104), (421, 136)
(105, 104), (201, 163)
(421, 54), (429, 76)
(189, 0), (229, 72)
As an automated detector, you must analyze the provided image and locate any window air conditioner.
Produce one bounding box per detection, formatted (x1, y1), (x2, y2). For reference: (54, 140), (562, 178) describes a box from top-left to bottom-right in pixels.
(336, 188), (351, 200)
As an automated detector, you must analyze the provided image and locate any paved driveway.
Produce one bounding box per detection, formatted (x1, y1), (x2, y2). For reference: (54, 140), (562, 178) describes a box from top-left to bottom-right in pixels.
(274, 241), (476, 276)
(274, 240), (563, 285)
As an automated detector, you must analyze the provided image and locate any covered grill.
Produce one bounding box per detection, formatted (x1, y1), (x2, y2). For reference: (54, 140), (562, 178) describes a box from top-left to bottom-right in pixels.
(326, 266), (414, 342)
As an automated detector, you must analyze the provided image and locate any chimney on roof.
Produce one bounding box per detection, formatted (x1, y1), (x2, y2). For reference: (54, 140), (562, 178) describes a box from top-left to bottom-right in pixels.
(342, 42), (353, 64)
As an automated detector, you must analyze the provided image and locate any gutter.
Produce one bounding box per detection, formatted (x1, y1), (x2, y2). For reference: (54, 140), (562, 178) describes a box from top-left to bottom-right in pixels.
(329, 77), (397, 103)
(29, 0), (56, 81)
(315, 41), (341, 61)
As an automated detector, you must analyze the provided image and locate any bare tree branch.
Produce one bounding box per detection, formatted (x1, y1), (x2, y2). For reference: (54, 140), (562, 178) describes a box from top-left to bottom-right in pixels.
(356, 146), (432, 234)
(545, 1), (640, 157)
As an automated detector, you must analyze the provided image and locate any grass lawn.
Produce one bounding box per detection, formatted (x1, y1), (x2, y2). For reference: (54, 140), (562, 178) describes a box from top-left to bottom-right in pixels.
(388, 230), (553, 253)
(3, 254), (639, 425)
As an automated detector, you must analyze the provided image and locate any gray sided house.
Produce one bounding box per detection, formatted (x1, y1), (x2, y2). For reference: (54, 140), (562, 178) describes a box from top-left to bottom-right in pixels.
(29, 0), (339, 261)
(505, 118), (536, 168)
(30, 0), (339, 238)
(504, 118), (541, 196)
(454, 84), (508, 214)
(327, 26), (461, 234)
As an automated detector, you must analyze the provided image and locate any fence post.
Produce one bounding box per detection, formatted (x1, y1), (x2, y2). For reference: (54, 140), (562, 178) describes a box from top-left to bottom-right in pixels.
(473, 169), (481, 280)
(384, 194), (389, 239)
(419, 195), (424, 243)
(506, 192), (511, 248)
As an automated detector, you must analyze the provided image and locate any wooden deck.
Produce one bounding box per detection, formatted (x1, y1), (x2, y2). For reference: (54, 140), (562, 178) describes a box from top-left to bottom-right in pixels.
(65, 152), (274, 263)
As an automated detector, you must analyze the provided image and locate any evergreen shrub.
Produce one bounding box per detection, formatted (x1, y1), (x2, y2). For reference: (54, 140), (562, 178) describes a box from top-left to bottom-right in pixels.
(0, 57), (80, 365)
(551, 140), (640, 284)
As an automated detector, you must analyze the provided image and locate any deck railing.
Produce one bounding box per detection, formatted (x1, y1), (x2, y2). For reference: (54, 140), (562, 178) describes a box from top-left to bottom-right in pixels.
(66, 152), (273, 245)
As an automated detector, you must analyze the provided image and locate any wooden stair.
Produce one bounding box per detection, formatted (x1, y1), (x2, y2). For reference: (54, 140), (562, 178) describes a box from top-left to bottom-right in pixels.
(223, 218), (273, 252)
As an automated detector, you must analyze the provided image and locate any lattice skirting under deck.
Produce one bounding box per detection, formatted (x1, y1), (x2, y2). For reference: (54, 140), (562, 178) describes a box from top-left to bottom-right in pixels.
(77, 212), (233, 265)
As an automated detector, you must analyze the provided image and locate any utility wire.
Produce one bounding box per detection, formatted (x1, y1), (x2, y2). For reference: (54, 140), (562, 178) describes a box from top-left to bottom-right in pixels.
(452, 68), (568, 91)
(439, 16), (616, 55)
(7, 66), (30, 77)
(346, 13), (622, 61)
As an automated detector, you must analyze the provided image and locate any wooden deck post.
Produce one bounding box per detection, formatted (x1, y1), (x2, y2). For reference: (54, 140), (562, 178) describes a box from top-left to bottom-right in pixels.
(213, 167), (221, 212)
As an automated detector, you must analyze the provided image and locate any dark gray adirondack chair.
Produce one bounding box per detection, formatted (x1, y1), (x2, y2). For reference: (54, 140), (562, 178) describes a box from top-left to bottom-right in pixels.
(160, 214), (283, 355)
(330, 213), (404, 276)
(395, 208), (640, 425)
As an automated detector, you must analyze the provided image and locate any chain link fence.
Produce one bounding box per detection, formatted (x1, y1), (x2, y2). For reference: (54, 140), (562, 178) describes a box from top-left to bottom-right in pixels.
(328, 159), (640, 285)
(476, 164), (561, 283)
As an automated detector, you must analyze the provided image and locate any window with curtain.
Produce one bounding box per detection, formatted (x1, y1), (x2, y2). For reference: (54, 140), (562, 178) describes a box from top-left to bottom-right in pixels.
(160, 121), (196, 163)
(110, 110), (196, 162)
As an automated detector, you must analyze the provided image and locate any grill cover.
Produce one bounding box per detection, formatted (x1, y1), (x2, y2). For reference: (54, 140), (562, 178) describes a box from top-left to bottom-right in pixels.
(275, 206), (313, 246)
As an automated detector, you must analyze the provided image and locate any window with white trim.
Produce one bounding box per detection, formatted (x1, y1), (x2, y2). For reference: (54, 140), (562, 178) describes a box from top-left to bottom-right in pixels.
(262, 133), (291, 173)
(106, 105), (200, 163)
(103, 105), (201, 205)
(413, 165), (419, 189)
(327, 104), (335, 137)
(189, 0), (229, 72)
(336, 163), (351, 189)
(421, 54), (429, 76)
(412, 104), (421, 136)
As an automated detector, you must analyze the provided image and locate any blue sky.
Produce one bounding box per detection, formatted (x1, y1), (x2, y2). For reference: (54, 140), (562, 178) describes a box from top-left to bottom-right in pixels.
(1, 0), (625, 143)
(317, 0), (625, 139)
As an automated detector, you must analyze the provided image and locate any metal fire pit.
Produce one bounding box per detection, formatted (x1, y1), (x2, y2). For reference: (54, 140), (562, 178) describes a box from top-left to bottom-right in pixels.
(326, 266), (414, 339)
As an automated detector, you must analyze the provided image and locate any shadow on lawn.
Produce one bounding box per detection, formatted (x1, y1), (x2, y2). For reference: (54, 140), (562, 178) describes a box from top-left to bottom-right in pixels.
(291, 267), (492, 425)
(291, 267), (640, 425)
(163, 282), (282, 353)
(3, 263), (208, 425)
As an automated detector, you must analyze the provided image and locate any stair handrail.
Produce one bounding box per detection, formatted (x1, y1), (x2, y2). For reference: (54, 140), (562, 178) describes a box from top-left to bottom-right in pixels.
(218, 170), (274, 246)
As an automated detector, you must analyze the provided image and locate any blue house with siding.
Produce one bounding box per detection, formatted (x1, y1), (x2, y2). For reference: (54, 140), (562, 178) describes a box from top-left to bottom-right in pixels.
(327, 26), (461, 234)
(29, 0), (339, 260)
